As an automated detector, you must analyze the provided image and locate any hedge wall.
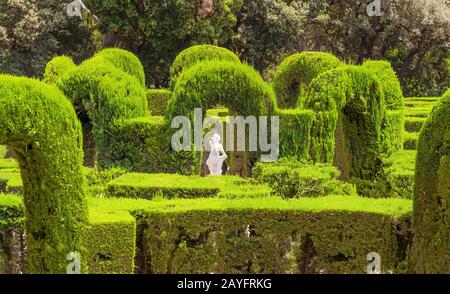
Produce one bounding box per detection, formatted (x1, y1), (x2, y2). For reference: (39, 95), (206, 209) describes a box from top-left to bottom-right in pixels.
(147, 89), (172, 116)
(272, 52), (342, 109)
(0, 75), (88, 273)
(133, 196), (412, 274)
(43, 56), (76, 85)
(278, 109), (314, 160)
(169, 45), (241, 89)
(303, 66), (385, 181)
(167, 60), (277, 122)
(411, 89), (450, 273)
(57, 52), (149, 168)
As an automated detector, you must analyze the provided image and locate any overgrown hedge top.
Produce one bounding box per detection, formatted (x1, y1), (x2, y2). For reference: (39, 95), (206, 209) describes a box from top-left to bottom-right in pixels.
(43, 56), (76, 85)
(0, 75), (87, 273)
(272, 52), (342, 109)
(57, 53), (149, 167)
(363, 60), (404, 110)
(411, 89), (450, 273)
(169, 45), (241, 89)
(303, 66), (385, 180)
(90, 48), (146, 87)
(166, 60), (277, 121)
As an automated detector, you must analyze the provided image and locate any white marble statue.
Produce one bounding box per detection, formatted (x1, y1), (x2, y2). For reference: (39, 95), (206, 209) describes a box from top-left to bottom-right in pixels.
(206, 134), (227, 176)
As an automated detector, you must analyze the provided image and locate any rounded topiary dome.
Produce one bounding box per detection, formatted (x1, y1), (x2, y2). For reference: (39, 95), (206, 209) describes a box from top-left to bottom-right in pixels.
(272, 51), (342, 109)
(169, 45), (241, 89)
(43, 56), (76, 84)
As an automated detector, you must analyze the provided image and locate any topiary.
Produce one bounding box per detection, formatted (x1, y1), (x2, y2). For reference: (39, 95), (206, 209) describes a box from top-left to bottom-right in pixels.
(303, 65), (386, 180)
(363, 60), (404, 111)
(43, 56), (76, 84)
(0, 75), (88, 273)
(169, 45), (241, 89)
(91, 48), (146, 87)
(410, 89), (450, 273)
(167, 60), (277, 121)
(272, 52), (342, 109)
(57, 58), (149, 168)
(147, 89), (172, 116)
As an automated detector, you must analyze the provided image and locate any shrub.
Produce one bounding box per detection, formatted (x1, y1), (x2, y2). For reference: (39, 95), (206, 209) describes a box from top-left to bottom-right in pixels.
(272, 52), (342, 109)
(382, 110), (404, 155)
(107, 173), (271, 199)
(133, 196), (412, 274)
(303, 66), (385, 180)
(383, 150), (416, 199)
(167, 60), (277, 122)
(411, 89), (450, 273)
(91, 48), (146, 87)
(147, 89), (172, 116)
(403, 132), (419, 150)
(0, 75), (88, 273)
(57, 57), (149, 168)
(169, 45), (240, 89)
(43, 56), (76, 84)
(278, 109), (314, 160)
(363, 60), (404, 111)
(253, 158), (356, 198)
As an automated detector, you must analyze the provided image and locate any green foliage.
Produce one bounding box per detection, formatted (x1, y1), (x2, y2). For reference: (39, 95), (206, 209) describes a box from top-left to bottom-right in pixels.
(43, 56), (76, 84)
(403, 132), (419, 150)
(0, 75), (88, 273)
(112, 116), (196, 174)
(147, 89), (172, 116)
(167, 60), (277, 121)
(272, 51), (342, 109)
(56, 50), (149, 168)
(85, 167), (127, 197)
(404, 117), (427, 133)
(107, 173), (271, 199)
(253, 158), (356, 198)
(382, 110), (404, 155)
(411, 89), (450, 273)
(278, 109), (314, 159)
(384, 150), (416, 199)
(170, 45), (240, 89)
(133, 195), (412, 273)
(303, 66), (385, 180)
(0, 146), (5, 158)
(363, 60), (404, 110)
(92, 48), (146, 86)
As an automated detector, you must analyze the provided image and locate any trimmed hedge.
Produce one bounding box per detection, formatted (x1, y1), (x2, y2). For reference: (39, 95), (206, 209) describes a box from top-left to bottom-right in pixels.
(91, 48), (146, 87)
(278, 109), (314, 160)
(43, 56), (76, 84)
(411, 89), (450, 273)
(403, 132), (419, 150)
(147, 89), (172, 115)
(272, 52), (342, 109)
(0, 75), (88, 273)
(253, 159), (356, 198)
(383, 150), (416, 199)
(107, 173), (271, 199)
(133, 196), (412, 274)
(169, 45), (240, 89)
(363, 60), (404, 111)
(303, 66), (385, 180)
(382, 110), (404, 155)
(57, 54), (149, 168)
(167, 60), (277, 122)
(404, 117), (427, 133)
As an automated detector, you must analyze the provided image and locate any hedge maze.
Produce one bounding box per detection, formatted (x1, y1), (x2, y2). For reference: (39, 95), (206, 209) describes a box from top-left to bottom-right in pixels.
(0, 45), (448, 273)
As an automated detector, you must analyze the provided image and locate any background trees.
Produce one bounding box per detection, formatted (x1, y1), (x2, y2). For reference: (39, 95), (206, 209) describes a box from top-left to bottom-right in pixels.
(1, 0), (448, 96)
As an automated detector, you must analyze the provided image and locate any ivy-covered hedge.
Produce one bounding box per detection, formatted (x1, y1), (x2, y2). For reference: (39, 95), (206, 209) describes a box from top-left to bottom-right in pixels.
(147, 89), (172, 115)
(253, 159), (356, 198)
(169, 45), (240, 89)
(411, 89), (450, 273)
(167, 60), (277, 122)
(43, 56), (76, 84)
(272, 52), (342, 109)
(303, 66), (385, 181)
(0, 75), (88, 273)
(56, 51), (149, 168)
(133, 196), (412, 274)
(278, 109), (314, 160)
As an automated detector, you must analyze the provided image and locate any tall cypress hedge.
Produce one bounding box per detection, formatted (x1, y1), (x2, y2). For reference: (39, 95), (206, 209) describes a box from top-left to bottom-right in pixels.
(303, 66), (385, 180)
(169, 45), (241, 89)
(56, 51), (149, 168)
(272, 52), (342, 109)
(0, 75), (88, 273)
(411, 89), (450, 273)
